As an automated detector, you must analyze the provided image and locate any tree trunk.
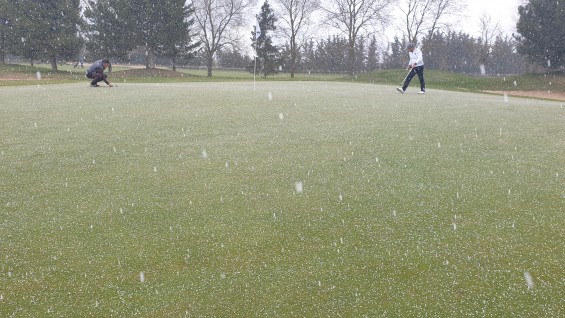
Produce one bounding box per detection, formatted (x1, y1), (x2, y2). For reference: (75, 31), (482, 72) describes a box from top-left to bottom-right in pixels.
(290, 35), (296, 78)
(348, 43), (355, 76)
(206, 53), (213, 77)
(50, 55), (58, 71)
(146, 48), (156, 68)
(0, 34), (5, 64)
(290, 53), (296, 78)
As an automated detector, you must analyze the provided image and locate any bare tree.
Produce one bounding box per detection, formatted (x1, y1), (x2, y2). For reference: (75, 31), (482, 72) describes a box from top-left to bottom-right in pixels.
(273, 0), (320, 78)
(322, 0), (393, 76)
(478, 11), (502, 47)
(477, 10), (502, 73)
(399, 0), (432, 43)
(397, 0), (465, 44)
(193, 0), (254, 77)
(427, 0), (465, 39)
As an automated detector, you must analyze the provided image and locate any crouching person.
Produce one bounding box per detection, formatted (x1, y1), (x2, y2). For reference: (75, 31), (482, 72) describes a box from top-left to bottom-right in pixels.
(86, 58), (113, 87)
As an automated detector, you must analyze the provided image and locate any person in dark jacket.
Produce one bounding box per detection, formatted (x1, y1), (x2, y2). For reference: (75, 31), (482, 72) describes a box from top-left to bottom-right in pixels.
(86, 58), (113, 87)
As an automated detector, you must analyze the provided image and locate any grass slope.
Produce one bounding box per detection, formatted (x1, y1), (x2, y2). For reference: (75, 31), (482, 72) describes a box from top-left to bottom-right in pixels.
(0, 82), (564, 317)
(351, 69), (565, 94)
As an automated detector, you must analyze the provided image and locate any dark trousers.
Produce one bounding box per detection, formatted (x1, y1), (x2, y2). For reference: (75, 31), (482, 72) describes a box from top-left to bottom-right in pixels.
(402, 65), (425, 92)
(86, 71), (108, 85)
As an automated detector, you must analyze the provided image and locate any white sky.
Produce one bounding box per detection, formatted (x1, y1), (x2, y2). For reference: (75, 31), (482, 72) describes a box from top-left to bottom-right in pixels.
(249, 0), (526, 49)
(463, 0), (524, 37)
(373, 0), (525, 45)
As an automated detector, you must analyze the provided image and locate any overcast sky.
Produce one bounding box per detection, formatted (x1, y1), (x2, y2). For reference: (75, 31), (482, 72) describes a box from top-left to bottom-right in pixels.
(464, 0), (523, 36)
(250, 0), (526, 48)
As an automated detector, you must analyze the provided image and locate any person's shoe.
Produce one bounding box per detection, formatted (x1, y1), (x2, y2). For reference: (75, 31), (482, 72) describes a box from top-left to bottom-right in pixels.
(418, 90), (426, 94)
(396, 87), (405, 93)
(90, 83), (100, 87)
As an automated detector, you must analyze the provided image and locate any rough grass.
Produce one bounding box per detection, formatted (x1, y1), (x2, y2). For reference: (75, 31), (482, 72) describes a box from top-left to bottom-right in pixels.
(1, 82), (564, 317)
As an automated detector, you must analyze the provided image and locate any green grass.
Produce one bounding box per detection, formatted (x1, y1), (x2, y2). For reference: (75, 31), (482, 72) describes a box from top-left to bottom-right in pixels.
(351, 69), (565, 93)
(4, 63), (564, 95)
(0, 63), (343, 85)
(1, 82), (564, 317)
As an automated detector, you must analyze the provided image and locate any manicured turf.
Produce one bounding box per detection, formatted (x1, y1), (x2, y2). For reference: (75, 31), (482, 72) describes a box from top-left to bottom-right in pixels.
(1, 82), (563, 317)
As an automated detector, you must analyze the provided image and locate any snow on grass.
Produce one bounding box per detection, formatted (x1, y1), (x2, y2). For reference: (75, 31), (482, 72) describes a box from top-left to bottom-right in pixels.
(0, 82), (563, 317)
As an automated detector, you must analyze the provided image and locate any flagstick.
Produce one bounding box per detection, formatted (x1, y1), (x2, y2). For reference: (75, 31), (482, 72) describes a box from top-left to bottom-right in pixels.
(253, 26), (258, 91)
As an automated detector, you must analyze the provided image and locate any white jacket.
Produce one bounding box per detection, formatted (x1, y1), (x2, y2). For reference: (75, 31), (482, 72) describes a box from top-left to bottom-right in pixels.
(408, 48), (424, 67)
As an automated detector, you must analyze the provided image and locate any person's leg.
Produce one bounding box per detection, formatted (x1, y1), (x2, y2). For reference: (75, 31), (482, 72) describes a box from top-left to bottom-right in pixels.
(91, 72), (108, 86)
(416, 66), (425, 92)
(86, 73), (97, 86)
(402, 68), (416, 91)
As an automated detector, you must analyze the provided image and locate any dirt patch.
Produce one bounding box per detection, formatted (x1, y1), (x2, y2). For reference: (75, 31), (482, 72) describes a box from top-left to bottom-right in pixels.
(0, 67), (195, 81)
(0, 73), (71, 81)
(483, 90), (565, 102)
(0, 75), (34, 81)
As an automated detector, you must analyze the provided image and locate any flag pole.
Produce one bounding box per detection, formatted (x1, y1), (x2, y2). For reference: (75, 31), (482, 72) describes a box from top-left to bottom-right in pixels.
(254, 25), (258, 91)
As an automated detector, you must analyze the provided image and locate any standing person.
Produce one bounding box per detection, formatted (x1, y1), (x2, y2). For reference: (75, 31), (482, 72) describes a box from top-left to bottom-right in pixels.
(86, 58), (113, 87)
(397, 43), (425, 94)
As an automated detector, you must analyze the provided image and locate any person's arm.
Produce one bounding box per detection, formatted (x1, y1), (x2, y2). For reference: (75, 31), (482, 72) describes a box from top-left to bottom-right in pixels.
(99, 64), (113, 87)
(102, 75), (113, 87)
(407, 52), (416, 69)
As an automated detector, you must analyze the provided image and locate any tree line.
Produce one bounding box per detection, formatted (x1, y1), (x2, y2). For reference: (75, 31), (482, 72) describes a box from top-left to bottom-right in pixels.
(260, 32), (527, 76)
(0, 0), (563, 77)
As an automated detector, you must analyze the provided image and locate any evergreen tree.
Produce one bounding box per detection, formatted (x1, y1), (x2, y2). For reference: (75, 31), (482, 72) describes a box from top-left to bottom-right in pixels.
(217, 48), (251, 69)
(421, 32), (448, 70)
(278, 42), (291, 72)
(249, 1), (279, 78)
(490, 36), (527, 75)
(85, 0), (199, 68)
(302, 39), (316, 72)
(314, 38), (327, 72)
(354, 35), (366, 73)
(382, 37), (407, 69)
(84, 0), (134, 61)
(133, 1), (163, 68)
(366, 35), (379, 71)
(0, 0), (15, 64)
(12, 0), (83, 70)
(316, 36), (348, 73)
(159, 0), (200, 71)
(317, 37), (332, 72)
(11, 1), (44, 66)
(516, 0), (565, 69)
(302, 35), (353, 74)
